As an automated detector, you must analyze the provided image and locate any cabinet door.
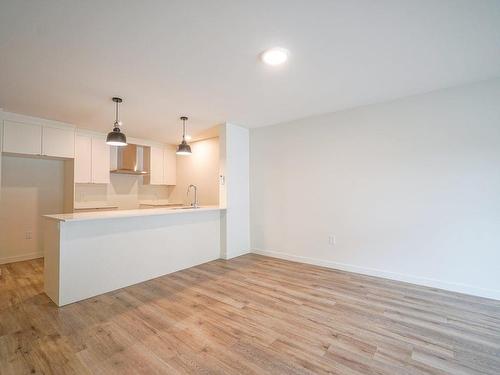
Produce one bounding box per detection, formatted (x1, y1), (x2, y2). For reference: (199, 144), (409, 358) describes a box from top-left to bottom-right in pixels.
(163, 145), (176, 185)
(2, 120), (42, 155)
(91, 136), (110, 184)
(75, 134), (92, 183)
(149, 146), (164, 185)
(42, 125), (75, 158)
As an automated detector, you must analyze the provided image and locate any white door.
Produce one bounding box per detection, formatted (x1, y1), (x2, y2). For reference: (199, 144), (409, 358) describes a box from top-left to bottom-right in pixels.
(163, 145), (176, 185)
(42, 125), (75, 158)
(91, 136), (110, 184)
(2, 120), (42, 155)
(75, 134), (92, 183)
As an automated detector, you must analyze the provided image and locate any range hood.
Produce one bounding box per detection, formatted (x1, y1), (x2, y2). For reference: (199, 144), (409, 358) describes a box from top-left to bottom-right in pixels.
(111, 144), (149, 175)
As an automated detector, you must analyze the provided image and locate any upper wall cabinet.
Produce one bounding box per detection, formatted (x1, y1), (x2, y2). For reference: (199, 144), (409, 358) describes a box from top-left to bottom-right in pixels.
(144, 145), (176, 185)
(147, 146), (164, 185)
(75, 134), (92, 183)
(163, 145), (176, 185)
(75, 133), (110, 184)
(42, 125), (75, 158)
(3, 120), (42, 155)
(91, 137), (110, 184)
(2, 120), (75, 158)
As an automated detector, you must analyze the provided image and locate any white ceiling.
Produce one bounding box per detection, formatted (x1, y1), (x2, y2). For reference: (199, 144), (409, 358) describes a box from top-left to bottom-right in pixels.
(1, 0), (499, 143)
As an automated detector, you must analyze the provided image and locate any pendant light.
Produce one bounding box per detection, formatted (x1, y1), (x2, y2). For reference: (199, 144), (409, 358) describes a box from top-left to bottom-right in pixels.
(106, 97), (127, 146)
(176, 116), (192, 155)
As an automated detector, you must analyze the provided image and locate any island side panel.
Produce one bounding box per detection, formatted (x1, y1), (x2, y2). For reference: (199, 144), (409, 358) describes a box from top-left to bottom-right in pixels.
(43, 218), (61, 306)
(57, 210), (221, 306)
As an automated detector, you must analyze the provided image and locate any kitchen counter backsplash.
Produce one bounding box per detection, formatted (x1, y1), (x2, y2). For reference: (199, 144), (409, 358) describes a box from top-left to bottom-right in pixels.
(74, 173), (173, 210)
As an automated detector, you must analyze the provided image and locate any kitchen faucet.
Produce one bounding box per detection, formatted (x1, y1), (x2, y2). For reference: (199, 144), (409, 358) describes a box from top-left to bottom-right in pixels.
(187, 184), (199, 208)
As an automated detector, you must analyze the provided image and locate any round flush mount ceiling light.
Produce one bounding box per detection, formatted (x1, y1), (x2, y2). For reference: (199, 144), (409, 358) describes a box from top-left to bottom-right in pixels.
(261, 47), (289, 66)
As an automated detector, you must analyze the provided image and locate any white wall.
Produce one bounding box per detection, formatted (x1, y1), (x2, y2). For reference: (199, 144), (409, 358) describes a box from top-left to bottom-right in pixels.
(169, 137), (220, 206)
(251, 79), (500, 300)
(0, 155), (65, 263)
(220, 123), (250, 259)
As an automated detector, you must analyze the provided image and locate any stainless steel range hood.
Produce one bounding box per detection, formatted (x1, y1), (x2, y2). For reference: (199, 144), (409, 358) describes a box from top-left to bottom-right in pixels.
(110, 144), (149, 175)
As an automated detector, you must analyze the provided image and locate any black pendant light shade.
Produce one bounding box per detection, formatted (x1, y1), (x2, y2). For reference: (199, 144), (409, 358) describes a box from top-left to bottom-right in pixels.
(106, 128), (127, 146)
(106, 97), (127, 146)
(176, 116), (192, 155)
(176, 140), (192, 155)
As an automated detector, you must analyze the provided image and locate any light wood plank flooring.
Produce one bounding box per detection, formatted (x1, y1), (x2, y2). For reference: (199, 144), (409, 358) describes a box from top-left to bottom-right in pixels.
(1, 254), (499, 374)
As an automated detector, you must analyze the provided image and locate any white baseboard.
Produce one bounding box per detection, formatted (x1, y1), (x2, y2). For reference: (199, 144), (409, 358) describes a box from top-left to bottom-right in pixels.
(0, 252), (44, 265)
(223, 249), (251, 260)
(252, 248), (500, 301)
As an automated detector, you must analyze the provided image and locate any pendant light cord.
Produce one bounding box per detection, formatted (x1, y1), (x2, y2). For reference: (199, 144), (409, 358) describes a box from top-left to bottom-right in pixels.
(182, 118), (186, 141)
(115, 101), (119, 127)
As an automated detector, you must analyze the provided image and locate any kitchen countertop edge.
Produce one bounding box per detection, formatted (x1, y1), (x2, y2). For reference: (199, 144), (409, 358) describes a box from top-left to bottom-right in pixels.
(44, 206), (226, 223)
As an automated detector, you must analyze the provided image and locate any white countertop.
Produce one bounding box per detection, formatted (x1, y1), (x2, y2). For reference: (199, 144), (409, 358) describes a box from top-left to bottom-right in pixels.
(44, 205), (224, 222)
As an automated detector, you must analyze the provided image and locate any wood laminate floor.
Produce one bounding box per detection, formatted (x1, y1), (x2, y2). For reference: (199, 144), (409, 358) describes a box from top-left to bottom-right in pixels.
(0, 254), (499, 374)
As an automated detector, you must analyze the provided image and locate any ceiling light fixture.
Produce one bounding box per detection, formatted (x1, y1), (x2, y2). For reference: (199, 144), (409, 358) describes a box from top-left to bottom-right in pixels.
(106, 97), (127, 146)
(176, 116), (192, 155)
(261, 47), (289, 66)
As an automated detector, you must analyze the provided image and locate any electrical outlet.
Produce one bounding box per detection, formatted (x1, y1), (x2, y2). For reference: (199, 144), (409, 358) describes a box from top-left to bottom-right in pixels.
(25, 231), (32, 240)
(328, 235), (336, 246)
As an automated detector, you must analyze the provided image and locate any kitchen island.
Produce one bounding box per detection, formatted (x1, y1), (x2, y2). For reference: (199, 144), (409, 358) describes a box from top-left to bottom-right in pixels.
(43, 206), (225, 306)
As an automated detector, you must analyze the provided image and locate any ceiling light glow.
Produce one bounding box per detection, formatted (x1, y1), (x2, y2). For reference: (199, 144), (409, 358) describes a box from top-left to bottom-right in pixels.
(261, 47), (289, 66)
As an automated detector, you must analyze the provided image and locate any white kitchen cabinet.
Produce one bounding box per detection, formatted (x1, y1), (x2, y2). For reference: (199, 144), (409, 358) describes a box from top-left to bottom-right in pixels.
(75, 134), (92, 183)
(42, 125), (75, 158)
(91, 137), (110, 184)
(163, 145), (176, 185)
(75, 133), (110, 184)
(2, 120), (75, 158)
(144, 145), (176, 186)
(2, 120), (42, 155)
(148, 146), (164, 185)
